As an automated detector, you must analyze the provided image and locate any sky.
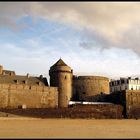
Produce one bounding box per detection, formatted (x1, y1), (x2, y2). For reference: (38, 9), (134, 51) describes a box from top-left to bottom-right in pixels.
(1, 2), (140, 79)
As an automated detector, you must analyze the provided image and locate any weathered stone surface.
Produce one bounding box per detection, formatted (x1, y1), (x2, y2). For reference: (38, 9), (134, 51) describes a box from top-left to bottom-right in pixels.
(0, 84), (58, 109)
(73, 76), (109, 101)
(49, 59), (73, 108)
(0, 104), (123, 119)
(108, 90), (140, 118)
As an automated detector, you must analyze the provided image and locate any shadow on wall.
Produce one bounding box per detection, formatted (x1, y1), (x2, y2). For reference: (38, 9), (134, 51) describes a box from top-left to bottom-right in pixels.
(71, 92), (109, 102)
(71, 91), (127, 118)
(0, 104), (123, 119)
(105, 91), (126, 118)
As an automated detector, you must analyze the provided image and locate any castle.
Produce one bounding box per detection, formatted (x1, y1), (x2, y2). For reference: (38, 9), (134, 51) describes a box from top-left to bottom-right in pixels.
(0, 58), (139, 118)
(0, 58), (110, 109)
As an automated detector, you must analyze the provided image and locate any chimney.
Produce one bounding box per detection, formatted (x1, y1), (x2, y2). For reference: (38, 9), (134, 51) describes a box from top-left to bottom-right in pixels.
(40, 75), (43, 79)
(27, 73), (29, 78)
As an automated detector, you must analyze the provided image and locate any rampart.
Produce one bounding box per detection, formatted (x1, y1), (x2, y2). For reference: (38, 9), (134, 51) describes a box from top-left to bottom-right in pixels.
(126, 90), (140, 107)
(0, 104), (123, 119)
(73, 76), (109, 101)
(0, 84), (58, 109)
(125, 90), (140, 118)
(108, 90), (140, 118)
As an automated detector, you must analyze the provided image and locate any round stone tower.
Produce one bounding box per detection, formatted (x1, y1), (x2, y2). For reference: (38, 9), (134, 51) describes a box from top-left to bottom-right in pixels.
(49, 59), (73, 108)
(0, 65), (3, 74)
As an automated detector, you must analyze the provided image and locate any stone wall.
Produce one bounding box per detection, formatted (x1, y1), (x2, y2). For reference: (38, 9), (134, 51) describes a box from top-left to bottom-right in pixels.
(108, 90), (140, 118)
(0, 84), (58, 109)
(126, 90), (140, 108)
(0, 104), (123, 119)
(125, 90), (140, 118)
(49, 64), (73, 108)
(106, 91), (126, 117)
(73, 76), (109, 101)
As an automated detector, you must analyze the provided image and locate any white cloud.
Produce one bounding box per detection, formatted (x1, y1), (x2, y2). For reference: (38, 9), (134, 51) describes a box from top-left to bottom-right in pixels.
(1, 2), (140, 54)
(0, 36), (140, 79)
(1, 2), (140, 78)
(0, 2), (139, 35)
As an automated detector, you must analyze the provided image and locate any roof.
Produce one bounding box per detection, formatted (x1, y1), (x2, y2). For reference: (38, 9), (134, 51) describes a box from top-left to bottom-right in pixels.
(0, 75), (48, 86)
(52, 58), (68, 67)
(2, 70), (15, 75)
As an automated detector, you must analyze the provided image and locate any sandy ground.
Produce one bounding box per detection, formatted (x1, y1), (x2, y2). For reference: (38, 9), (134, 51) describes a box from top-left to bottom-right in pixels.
(0, 117), (140, 138)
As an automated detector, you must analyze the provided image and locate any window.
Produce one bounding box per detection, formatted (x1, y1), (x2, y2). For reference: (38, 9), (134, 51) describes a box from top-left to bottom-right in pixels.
(126, 79), (128, 84)
(121, 80), (124, 84)
(112, 82), (114, 86)
(101, 92), (103, 95)
(37, 82), (41, 85)
(23, 80), (27, 84)
(14, 80), (18, 84)
(125, 86), (127, 90)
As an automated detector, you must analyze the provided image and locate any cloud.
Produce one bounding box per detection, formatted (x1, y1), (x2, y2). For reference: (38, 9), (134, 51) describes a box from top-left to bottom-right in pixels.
(1, 2), (140, 79)
(63, 46), (140, 79)
(1, 2), (140, 54)
(0, 34), (140, 79)
(0, 2), (140, 35)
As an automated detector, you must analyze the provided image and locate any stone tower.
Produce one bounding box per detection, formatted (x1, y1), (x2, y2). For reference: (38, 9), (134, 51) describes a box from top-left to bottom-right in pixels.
(49, 59), (73, 108)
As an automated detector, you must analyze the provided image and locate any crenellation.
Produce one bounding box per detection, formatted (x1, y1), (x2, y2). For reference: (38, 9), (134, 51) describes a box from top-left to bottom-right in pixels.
(0, 81), (58, 108)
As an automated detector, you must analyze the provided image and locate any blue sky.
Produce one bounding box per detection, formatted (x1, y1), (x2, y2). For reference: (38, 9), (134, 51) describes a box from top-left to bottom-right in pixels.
(1, 2), (140, 79)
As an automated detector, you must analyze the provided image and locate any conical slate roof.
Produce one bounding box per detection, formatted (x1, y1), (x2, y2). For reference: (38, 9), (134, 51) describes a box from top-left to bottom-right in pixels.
(52, 58), (68, 67)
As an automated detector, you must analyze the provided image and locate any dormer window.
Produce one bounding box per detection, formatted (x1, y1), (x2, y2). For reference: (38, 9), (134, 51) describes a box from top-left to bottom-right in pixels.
(14, 80), (18, 84)
(23, 80), (27, 84)
(37, 81), (41, 86)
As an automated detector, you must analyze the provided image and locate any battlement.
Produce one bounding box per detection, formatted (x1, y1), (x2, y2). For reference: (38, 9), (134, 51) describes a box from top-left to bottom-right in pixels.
(74, 76), (109, 81)
(0, 83), (58, 109)
(0, 83), (58, 92)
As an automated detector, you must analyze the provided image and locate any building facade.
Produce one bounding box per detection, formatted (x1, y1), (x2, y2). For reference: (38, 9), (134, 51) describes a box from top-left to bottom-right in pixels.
(110, 77), (140, 93)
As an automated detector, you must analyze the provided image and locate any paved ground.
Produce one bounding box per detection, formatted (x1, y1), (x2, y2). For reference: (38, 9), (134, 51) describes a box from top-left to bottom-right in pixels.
(0, 118), (139, 138)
